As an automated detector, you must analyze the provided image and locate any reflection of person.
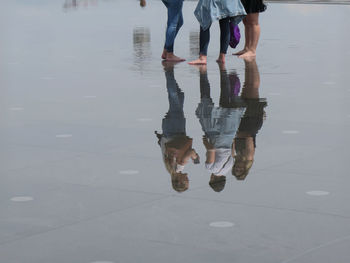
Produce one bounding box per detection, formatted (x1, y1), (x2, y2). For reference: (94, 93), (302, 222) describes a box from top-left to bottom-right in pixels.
(156, 62), (199, 192)
(139, 0), (184, 61)
(234, 0), (267, 58)
(189, 0), (246, 65)
(195, 64), (246, 192)
(63, 0), (78, 9)
(63, 0), (97, 10)
(133, 27), (151, 58)
(133, 27), (152, 72)
(232, 58), (267, 180)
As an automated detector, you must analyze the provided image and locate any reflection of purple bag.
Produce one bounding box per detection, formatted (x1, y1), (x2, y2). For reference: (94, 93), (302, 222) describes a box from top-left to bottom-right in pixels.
(229, 22), (241, 48)
(229, 73), (241, 96)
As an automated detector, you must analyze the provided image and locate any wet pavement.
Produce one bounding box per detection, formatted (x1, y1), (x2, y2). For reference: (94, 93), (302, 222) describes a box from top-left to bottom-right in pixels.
(1, 0), (350, 262)
(267, 0), (350, 4)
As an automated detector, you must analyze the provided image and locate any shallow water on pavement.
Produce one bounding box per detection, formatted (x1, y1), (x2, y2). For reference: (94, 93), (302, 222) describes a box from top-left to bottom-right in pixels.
(1, 1), (350, 263)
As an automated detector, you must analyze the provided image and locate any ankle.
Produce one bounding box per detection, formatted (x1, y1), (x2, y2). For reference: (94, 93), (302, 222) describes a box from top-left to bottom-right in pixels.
(219, 53), (225, 59)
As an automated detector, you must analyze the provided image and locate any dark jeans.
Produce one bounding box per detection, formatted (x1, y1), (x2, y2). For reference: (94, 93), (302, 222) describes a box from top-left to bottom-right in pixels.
(163, 0), (184, 53)
(200, 17), (230, 56)
(162, 67), (186, 137)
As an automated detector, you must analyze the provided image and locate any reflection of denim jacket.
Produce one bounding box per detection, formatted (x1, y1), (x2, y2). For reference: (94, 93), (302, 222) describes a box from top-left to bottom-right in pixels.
(194, 0), (246, 30)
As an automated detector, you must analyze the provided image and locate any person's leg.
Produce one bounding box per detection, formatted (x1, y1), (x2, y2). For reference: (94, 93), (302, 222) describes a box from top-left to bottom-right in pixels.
(239, 13), (260, 58)
(161, 0), (169, 59)
(188, 26), (209, 65)
(163, 0), (185, 61)
(199, 26), (210, 56)
(234, 18), (248, 56)
(217, 17), (230, 63)
(175, 11), (184, 38)
(165, 7), (184, 53)
(162, 62), (185, 130)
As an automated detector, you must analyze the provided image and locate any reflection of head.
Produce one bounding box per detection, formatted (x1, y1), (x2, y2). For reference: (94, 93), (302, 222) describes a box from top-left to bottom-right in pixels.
(232, 159), (253, 180)
(209, 174), (226, 192)
(156, 133), (190, 193)
(171, 173), (189, 192)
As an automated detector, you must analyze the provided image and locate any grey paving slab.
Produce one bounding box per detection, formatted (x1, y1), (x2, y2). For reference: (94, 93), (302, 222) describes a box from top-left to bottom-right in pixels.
(267, 0), (350, 4)
(0, 197), (350, 263)
(0, 183), (166, 245)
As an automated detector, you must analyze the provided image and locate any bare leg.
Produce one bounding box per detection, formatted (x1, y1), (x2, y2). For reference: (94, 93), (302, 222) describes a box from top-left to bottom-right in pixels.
(233, 19), (248, 56)
(239, 13), (260, 59)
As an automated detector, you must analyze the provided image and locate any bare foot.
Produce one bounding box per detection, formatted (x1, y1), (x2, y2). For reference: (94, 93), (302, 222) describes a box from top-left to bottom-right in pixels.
(216, 53), (225, 64)
(188, 55), (207, 65)
(165, 53), (185, 62)
(233, 49), (247, 56)
(161, 49), (167, 60)
(238, 50), (256, 59)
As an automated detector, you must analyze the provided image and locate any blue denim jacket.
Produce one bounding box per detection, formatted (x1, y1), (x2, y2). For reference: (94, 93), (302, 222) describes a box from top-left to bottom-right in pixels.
(194, 0), (246, 30)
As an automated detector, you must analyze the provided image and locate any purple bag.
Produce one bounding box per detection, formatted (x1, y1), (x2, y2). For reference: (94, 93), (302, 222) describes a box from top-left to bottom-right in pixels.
(229, 22), (241, 49)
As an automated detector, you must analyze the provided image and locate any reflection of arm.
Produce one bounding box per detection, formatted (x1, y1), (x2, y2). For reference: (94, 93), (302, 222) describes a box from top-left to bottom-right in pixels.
(179, 149), (197, 165)
(206, 150), (215, 164)
(231, 140), (235, 158)
(245, 137), (255, 160)
(190, 149), (199, 162)
(203, 136), (215, 164)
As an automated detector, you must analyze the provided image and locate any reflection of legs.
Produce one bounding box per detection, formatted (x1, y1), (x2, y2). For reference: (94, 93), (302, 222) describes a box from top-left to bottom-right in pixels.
(162, 65), (186, 136)
(242, 59), (260, 99)
(188, 26), (209, 65)
(219, 65), (231, 106)
(199, 66), (210, 99)
(162, 0), (185, 61)
(219, 62), (242, 107)
(195, 65), (214, 133)
(238, 13), (260, 58)
(217, 17), (230, 63)
(165, 68), (184, 113)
